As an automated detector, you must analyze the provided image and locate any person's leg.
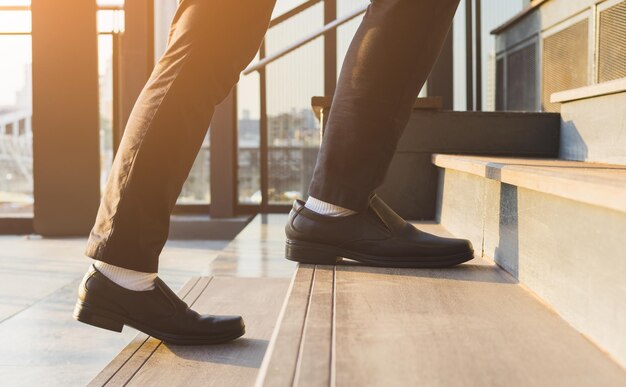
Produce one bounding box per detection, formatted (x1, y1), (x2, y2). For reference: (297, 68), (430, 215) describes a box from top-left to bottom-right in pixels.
(286, 0), (473, 268)
(308, 0), (460, 212)
(76, 0), (277, 344)
(84, 0), (276, 274)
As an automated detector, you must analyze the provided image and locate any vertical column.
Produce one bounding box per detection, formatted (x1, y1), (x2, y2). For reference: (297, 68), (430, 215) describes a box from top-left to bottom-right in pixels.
(119, 0), (155, 135)
(475, 0), (482, 111)
(210, 90), (237, 218)
(259, 42), (269, 212)
(465, 0), (474, 110)
(112, 33), (123, 153)
(31, 0), (101, 236)
(324, 0), (338, 97)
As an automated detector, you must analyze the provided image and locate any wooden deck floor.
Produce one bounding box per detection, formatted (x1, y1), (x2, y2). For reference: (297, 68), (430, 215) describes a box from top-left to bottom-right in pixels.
(90, 276), (290, 386)
(91, 215), (295, 386)
(0, 236), (229, 386)
(258, 224), (626, 387)
(93, 218), (626, 386)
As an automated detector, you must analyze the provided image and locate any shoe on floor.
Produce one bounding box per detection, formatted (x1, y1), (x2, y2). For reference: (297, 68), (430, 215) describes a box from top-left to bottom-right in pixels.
(73, 265), (245, 345)
(285, 194), (474, 268)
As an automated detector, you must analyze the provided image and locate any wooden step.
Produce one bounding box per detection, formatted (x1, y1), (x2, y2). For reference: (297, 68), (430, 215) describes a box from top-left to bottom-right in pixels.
(90, 214), (295, 386)
(256, 223), (626, 386)
(434, 156), (626, 369)
(433, 154), (626, 213)
(312, 98), (560, 219)
(552, 79), (626, 165)
(90, 276), (290, 386)
(383, 110), (559, 219)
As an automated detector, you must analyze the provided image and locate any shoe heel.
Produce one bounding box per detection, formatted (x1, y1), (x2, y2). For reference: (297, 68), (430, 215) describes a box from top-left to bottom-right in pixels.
(285, 240), (342, 265)
(73, 302), (124, 333)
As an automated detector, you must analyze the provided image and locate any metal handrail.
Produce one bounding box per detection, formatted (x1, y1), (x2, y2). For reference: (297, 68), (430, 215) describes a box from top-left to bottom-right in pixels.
(0, 5), (124, 11)
(243, 3), (368, 75)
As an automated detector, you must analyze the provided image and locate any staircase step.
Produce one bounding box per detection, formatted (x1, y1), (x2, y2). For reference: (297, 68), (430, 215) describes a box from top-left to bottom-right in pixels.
(313, 96), (561, 219)
(433, 154), (626, 212)
(89, 214), (294, 386)
(89, 276), (290, 386)
(256, 223), (626, 386)
(434, 155), (626, 369)
(381, 110), (560, 219)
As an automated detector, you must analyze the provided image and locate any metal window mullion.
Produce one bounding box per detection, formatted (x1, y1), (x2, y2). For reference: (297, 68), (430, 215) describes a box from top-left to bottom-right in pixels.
(475, 0), (482, 111)
(259, 40), (270, 213)
(324, 0), (337, 97)
(112, 32), (123, 156)
(465, 0), (474, 111)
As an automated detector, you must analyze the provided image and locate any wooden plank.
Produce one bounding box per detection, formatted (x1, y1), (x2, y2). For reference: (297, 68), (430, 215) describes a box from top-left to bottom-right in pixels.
(122, 277), (290, 386)
(433, 154), (626, 213)
(295, 265), (334, 387)
(333, 261), (626, 386)
(89, 277), (205, 386)
(257, 265), (315, 386)
(257, 223), (626, 386)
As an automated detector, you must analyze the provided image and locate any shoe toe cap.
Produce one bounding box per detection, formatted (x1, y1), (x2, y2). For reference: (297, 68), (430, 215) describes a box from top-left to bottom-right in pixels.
(455, 237), (473, 253)
(444, 237), (474, 256)
(201, 314), (245, 334)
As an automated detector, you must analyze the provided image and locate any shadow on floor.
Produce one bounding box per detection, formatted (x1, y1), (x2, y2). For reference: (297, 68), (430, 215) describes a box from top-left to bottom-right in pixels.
(334, 259), (516, 284)
(165, 337), (269, 369)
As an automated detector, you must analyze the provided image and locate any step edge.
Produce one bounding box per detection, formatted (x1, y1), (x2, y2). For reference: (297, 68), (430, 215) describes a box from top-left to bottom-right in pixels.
(254, 264), (305, 387)
(433, 154), (626, 213)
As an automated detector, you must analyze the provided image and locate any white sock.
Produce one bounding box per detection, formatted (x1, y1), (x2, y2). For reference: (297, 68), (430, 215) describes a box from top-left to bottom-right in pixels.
(93, 260), (157, 291)
(304, 196), (357, 217)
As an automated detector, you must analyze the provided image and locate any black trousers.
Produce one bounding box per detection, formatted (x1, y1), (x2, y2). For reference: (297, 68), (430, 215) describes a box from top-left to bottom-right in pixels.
(85, 0), (460, 273)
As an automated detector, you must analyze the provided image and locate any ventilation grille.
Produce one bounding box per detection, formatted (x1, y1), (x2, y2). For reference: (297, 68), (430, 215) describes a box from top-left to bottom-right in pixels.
(598, 1), (626, 83)
(542, 19), (589, 112)
(506, 44), (537, 111)
(496, 57), (505, 111)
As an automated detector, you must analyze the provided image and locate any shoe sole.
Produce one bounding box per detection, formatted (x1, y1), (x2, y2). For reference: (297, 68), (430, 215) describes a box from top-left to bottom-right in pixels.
(285, 239), (474, 268)
(73, 301), (245, 345)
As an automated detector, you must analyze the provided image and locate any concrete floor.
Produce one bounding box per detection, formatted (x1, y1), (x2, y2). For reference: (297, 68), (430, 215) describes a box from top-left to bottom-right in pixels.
(0, 235), (229, 386)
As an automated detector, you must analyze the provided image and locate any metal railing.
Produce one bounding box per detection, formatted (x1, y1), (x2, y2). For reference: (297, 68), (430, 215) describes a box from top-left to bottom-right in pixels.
(0, 1), (369, 217)
(244, 3), (368, 75)
(227, 0), (367, 214)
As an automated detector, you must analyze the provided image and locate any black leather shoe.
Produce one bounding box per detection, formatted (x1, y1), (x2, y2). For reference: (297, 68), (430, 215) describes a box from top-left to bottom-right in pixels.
(73, 265), (245, 345)
(285, 194), (474, 268)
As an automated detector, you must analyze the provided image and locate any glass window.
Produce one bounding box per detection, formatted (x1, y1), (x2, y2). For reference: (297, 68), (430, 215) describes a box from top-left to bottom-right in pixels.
(264, 1), (324, 204)
(177, 133), (211, 205)
(337, 0), (368, 80)
(237, 64), (262, 204)
(97, 6), (124, 193)
(0, 2), (32, 216)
